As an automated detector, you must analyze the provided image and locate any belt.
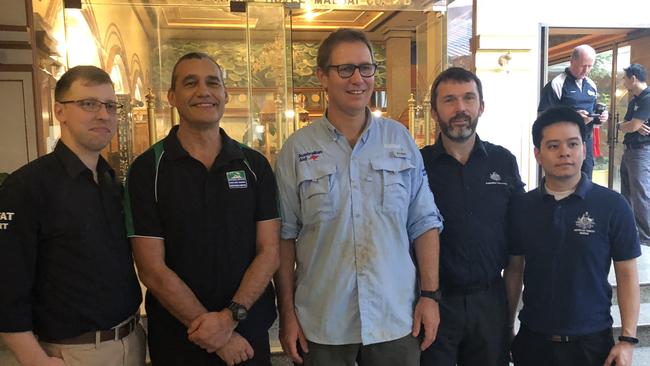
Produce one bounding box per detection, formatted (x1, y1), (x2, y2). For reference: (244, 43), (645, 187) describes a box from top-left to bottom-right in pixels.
(442, 276), (501, 296)
(521, 325), (611, 343)
(45, 314), (139, 345)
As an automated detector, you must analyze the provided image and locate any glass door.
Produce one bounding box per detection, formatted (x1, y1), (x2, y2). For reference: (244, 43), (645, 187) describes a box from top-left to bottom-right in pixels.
(608, 44), (631, 192)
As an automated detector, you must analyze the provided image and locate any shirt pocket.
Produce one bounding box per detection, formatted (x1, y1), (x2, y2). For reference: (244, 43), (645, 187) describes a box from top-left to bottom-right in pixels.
(297, 162), (337, 224)
(370, 156), (414, 213)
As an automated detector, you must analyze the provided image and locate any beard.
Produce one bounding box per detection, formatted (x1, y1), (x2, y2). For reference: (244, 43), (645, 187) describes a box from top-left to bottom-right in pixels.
(438, 112), (479, 142)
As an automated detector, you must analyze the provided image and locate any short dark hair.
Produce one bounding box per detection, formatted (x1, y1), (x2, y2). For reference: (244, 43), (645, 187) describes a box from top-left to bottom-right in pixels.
(430, 67), (484, 112)
(317, 28), (374, 71)
(170, 52), (223, 90)
(54, 65), (113, 101)
(624, 63), (647, 82)
(532, 106), (586, 148)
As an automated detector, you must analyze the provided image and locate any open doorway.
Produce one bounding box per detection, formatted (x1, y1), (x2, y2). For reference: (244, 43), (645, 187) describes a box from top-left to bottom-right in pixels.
(540, 27), (650, 192)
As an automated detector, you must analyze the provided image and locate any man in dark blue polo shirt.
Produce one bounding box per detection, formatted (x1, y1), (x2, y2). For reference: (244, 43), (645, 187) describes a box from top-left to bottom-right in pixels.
(538, 45), (608, 179)
(618, 63), (650, 246)
(509, 106), (641, 366)
(420, 67), (525, 366)
(125, 52), (280, 366)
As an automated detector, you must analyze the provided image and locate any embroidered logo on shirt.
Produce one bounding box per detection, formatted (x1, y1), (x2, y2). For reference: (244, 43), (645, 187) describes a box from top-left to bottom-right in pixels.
(485, 171), (507, 186)
(0, 211), (14, 230)
(588, 90), (596, 96)
(574, 212), (596, 235)
(226, 170), (248, 189)
(298, 150), (323, 162)
(391, 150), (408, 158)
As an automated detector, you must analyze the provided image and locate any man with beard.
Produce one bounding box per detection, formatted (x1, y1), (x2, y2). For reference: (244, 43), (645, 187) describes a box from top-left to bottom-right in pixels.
(420, 67), (525, 366)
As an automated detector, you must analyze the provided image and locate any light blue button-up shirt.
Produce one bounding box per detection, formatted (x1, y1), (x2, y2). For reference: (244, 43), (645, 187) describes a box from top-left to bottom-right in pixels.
(275, 111), (443, 345)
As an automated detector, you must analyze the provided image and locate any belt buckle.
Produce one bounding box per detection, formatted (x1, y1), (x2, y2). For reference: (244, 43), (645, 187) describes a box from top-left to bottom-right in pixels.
(550, 335), (568, 342)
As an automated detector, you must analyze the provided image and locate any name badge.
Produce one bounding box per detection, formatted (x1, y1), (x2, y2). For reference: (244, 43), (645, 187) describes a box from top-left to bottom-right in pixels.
(226, 170), (248, 189)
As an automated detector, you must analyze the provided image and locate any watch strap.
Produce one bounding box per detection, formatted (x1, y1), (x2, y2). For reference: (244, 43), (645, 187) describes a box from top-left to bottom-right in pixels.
(420, 289), (441, 302)
(618, 335), (639, 345)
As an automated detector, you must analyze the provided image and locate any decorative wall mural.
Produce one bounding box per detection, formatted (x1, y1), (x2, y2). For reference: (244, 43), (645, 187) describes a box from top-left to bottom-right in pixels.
(152, 40), (386, 89)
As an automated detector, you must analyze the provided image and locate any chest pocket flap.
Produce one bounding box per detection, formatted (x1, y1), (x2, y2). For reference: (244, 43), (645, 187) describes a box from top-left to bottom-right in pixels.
(371, 156), (414, 175)
(296, 162), (337, 223)
(370, 156), (414, 212)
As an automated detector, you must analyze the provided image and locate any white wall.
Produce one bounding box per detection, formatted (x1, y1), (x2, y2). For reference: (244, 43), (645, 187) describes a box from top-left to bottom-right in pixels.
(474, 0), (650, 189)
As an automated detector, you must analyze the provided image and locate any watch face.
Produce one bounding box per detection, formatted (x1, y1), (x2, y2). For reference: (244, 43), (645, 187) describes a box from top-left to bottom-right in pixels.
(229, 302), (248, 321)
(234, 307), (247, 321)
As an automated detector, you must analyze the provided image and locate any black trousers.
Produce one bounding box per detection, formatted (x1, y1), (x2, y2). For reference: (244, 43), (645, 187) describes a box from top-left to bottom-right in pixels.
(420, 277), (510, 366)
(148, 317), (271, 366)
(511, 325), (614, 366)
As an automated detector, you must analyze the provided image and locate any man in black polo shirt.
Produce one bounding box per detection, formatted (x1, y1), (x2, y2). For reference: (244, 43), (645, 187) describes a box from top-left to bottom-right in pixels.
(619, 63), (650, 247)
(125, 52), (280, 366)
(509, 106), (640, 366)
(420, 67), (525, 366)
(0, 65), (144, 365)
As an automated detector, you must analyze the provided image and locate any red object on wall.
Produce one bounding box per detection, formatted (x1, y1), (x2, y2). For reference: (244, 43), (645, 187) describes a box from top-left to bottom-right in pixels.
(593, 126), (601, 158)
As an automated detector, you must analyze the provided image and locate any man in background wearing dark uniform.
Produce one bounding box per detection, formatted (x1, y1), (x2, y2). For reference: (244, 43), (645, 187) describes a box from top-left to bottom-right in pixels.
(420, 67), (525, 366)
(509, 106), (640, 366)
(618, 63), (650, 246)
(538, 44), (608, 179)
(0, 65), (145, 366)
(125, 52), (280, 366)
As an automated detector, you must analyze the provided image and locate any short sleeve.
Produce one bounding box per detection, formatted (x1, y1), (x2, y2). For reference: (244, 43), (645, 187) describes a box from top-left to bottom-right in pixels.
(507, 196), (525, 256)
(632, 95), (650, 122)
(247, 150), (279, 222)
(610, 196), (641, 262)
(538, 82), (559, 113)
(124, 152), (163, 238)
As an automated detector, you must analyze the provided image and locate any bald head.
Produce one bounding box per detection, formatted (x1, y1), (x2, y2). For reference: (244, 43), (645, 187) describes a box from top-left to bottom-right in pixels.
(569, 45), (596, 80)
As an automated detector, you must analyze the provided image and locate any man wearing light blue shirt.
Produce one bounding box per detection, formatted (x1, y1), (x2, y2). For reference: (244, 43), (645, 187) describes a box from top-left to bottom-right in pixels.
(274, 28), (444, 366)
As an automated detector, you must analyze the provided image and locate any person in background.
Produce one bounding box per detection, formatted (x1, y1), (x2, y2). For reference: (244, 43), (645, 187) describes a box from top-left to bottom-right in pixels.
(538, 44), (609, 178)
(619, 63), (650, 247)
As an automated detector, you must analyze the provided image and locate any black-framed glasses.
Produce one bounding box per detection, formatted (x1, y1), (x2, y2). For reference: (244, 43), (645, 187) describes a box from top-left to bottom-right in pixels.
(57, 99), (123, 115)
(327, 63), (377, 78)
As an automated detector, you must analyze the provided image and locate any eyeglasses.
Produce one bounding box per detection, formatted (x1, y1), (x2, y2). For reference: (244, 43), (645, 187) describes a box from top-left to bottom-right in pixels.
(327, 63), (377, 79)
(57, 99), (123, 115)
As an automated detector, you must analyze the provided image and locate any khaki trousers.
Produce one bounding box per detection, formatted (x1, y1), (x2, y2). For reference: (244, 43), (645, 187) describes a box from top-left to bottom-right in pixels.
(40, 323), (146, 366)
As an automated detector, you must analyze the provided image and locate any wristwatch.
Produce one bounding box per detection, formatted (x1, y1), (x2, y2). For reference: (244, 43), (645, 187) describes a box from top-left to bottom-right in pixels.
(227, 301), (248, 322)
(618, 335), (639, 345)
(420, 289), (442, 303)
